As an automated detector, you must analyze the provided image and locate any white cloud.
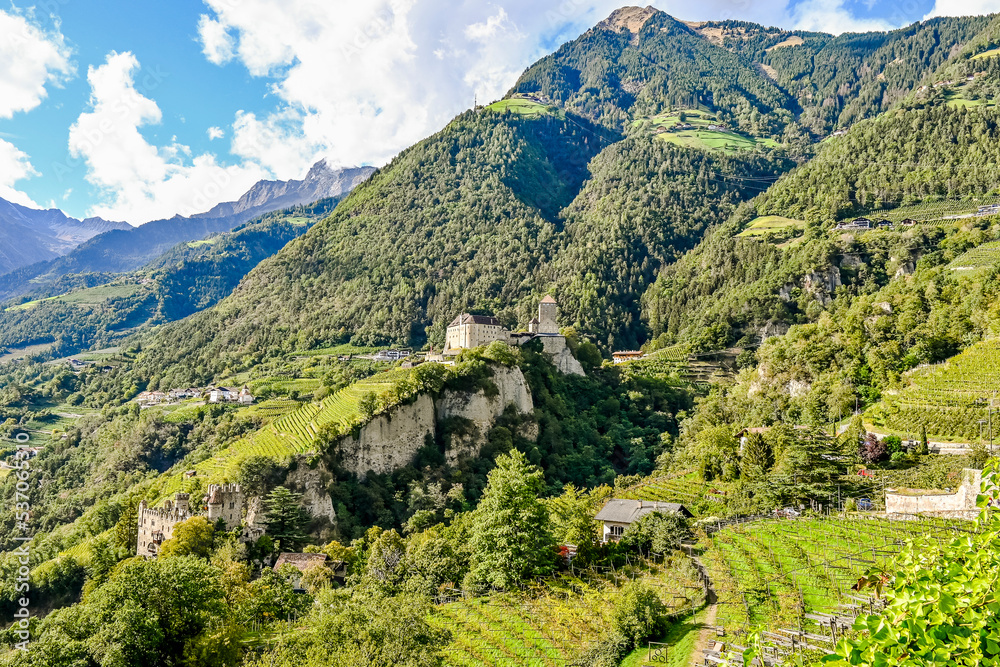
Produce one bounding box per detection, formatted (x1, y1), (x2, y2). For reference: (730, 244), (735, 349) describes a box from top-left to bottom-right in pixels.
(789, 0), (894, 33)
(197, 14), (236, 65)
(924, 0), (1000, 19)
(0, 9), (73, 119)
(0, 138), (40, 207)
(68, 52), (268, 224)
(207, 126), (225, 140)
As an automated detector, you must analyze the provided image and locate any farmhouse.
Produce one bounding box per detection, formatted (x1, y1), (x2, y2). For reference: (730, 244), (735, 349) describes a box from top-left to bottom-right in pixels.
(595, 499), (692, 543)
(612, 350), (644, 364)
(835, 217), (872, 231)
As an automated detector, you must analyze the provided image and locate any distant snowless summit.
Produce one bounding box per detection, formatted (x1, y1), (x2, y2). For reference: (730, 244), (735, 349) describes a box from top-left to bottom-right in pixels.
(0, 160), (375, 278)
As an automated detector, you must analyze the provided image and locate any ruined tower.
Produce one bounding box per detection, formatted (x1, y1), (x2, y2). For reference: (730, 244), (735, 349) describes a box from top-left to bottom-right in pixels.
(206, 483), (244, 531)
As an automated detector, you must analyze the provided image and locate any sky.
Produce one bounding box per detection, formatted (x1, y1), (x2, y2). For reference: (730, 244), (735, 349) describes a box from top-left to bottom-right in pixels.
(0, 0), (995, 225)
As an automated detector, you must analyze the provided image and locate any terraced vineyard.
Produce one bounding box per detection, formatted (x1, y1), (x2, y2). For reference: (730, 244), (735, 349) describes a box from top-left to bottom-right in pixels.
(704, 515), (975, 638)
(869, 339), (1000, 441)
(151, 369), (414, 500)
(947, 240), (1000, 273)
(860, 195), (1000, 224)
(618, 473), (710, 511)
(432, 556), (703, 666)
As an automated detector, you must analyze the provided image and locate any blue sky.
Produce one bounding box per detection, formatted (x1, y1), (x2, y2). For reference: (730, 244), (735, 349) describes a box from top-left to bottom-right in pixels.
(0, 0), (989, 224)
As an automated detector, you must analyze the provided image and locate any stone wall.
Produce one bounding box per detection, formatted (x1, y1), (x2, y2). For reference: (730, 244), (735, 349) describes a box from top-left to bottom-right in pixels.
(885, 469), (985, 519)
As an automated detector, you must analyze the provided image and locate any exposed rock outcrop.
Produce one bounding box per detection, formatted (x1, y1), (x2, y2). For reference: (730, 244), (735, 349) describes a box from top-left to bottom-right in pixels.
(337, 366), (536, 478)
(284, 463), (337, 524)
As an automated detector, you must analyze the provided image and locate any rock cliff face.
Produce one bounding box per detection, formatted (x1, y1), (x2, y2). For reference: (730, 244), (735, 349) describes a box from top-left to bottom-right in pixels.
(338, 365), (536, 478)
(537, 336), (586, 376)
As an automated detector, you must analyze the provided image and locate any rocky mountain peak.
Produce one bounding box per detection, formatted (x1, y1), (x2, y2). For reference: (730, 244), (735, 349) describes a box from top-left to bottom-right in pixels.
(597, 5), (661, 34)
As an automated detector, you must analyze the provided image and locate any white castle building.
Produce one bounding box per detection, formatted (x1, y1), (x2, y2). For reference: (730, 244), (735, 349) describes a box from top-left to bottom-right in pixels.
(444, 295), (561, 355)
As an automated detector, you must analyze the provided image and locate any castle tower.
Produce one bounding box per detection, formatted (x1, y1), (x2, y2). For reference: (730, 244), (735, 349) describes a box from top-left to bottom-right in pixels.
(174, 493), (190, 513)
(538, 295), (559, 334)
(206, 483), (244, 531)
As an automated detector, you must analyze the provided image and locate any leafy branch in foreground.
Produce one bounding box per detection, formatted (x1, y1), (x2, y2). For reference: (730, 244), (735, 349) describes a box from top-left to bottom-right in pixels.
(822, 465), (1000, 667)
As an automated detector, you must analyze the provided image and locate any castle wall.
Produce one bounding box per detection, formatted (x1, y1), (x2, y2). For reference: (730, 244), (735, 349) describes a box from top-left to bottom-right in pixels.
(207, 483), (244, 530)
(137, 495), (192, 556)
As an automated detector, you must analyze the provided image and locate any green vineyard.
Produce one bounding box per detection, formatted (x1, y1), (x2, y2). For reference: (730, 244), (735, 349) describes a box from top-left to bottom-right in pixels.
(705, 515), (974, 638)
(947, 240), (1000, 273)
(152, 369), (414, 501)
(870, 339), (1000, 441)
(861, 195), (1000, 224)
(618, 472), (711, 511)
(431, 555), (703, 666)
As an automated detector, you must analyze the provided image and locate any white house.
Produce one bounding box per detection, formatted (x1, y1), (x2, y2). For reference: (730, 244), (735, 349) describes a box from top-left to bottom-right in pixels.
(594, 499), (692, 543)
(209, 387), (238, 403)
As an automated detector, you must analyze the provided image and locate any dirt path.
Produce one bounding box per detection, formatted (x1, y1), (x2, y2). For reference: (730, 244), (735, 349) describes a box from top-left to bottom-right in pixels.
(689, 557), (718, 667)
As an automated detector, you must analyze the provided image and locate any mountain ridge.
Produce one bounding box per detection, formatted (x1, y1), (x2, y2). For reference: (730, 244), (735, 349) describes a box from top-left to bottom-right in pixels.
(0, 161), (375, 300)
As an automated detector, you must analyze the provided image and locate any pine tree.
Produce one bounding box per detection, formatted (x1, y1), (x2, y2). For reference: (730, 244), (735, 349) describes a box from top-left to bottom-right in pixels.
(263, 487), (310, 553)
(467, 450), (557, 590)
(741, 432), (772, 481)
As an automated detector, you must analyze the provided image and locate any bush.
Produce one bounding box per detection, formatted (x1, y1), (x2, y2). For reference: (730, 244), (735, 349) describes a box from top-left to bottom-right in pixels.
(858, 434), (889, 465)
(883, 435), (903, 454)
(611, 581), (666, 649)
(618, 512), (690, 554)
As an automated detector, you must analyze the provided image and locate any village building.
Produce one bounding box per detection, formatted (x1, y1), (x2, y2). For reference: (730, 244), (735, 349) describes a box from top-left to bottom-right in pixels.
(594, 498), (692, 543)
(900, 218), (917, 227)
(612, 350), (644, 364)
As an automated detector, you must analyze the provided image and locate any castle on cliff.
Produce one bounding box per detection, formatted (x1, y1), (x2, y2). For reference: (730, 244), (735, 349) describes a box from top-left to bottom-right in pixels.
(137, 483), (264, 556)
(441, 296), (585, 375)
(444, 295), (560, 355)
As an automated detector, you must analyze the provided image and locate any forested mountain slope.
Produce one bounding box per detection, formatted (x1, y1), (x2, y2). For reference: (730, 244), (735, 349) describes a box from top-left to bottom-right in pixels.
(0, 163), (374, 302)
(703, 15), (993, 134)
(643, 101), (1000, 347)
(0, 201), (334, 359)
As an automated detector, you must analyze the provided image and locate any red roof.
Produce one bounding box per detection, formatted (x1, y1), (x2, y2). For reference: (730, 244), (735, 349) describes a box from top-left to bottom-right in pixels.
(540, 295), (557, 304)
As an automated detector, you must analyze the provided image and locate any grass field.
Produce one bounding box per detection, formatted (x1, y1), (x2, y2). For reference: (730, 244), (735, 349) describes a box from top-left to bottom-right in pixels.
(972, 47), (1000, 60)
(432, 555), (704, 666)
(485, 95), (565, 119)
(737, 216), (805, 238)
(633, 109), (781, 154)
(0, 342), (53, 363)
(6, 284), (142, 312)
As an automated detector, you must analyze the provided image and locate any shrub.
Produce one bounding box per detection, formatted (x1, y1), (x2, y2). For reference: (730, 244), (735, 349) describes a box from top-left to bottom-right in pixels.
(611, 581), (667, 649)
(858, 434), (889, 465)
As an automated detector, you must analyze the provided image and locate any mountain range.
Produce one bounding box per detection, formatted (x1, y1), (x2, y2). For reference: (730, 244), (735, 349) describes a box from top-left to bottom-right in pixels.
(0, 199), (129, 275)
(0, 160), (375, 300)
